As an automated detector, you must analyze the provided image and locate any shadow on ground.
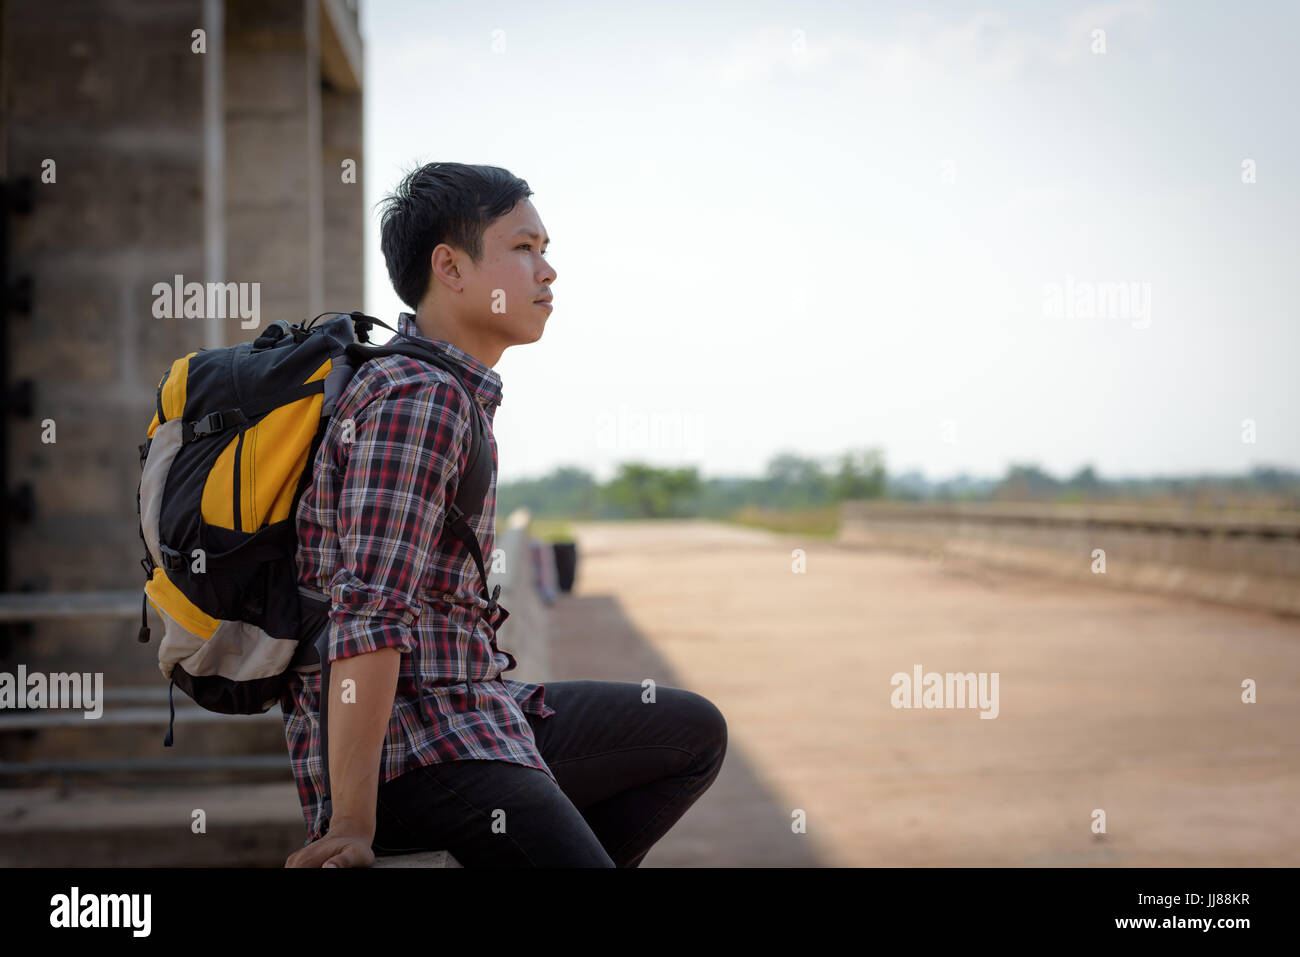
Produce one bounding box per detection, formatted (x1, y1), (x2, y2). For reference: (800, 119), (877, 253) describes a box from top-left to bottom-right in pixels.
(546, 591), (823, 867)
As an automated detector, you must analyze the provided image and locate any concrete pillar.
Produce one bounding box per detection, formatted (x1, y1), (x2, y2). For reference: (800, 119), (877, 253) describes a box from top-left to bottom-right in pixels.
(321, 86), (364, 311)
(224, 0), (323, 328)
(320, 0), (365, 312)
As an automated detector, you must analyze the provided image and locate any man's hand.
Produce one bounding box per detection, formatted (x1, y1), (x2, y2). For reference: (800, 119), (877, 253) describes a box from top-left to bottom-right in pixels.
(285, 822), (377, 868)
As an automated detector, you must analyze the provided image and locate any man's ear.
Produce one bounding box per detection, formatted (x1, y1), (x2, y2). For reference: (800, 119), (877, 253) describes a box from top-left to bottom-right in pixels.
(430, 245), (464, 291)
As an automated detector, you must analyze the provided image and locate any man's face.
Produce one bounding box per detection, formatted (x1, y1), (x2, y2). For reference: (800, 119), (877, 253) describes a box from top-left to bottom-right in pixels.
(454, 198), (555, 346)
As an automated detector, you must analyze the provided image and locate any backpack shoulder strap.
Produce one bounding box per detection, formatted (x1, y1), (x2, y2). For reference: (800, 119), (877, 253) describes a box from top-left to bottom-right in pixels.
(343, 339), (502, 624)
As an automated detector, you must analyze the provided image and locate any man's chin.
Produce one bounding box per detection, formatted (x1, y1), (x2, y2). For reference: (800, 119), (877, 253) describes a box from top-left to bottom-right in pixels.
(498, 323), (546, 350)
(522, 319), (548, 344)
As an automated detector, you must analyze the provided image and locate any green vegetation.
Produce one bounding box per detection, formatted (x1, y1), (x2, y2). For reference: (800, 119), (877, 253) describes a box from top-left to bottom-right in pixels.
(498, 447), (889, 521)
(528, 519), (576, 543)
(729, 505), (841, 539)
(603, 463), (701, 518)
(497, 450), (1300, 527)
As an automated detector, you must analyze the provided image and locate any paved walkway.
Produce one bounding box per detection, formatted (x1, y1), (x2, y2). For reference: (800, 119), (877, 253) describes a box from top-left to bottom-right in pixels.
(548, 519), (1300, 867)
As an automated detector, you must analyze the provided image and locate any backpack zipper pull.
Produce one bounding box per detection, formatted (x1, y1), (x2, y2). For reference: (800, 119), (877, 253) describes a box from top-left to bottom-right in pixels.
(138, 591), (151, 643)
(163, 678), (176, 748)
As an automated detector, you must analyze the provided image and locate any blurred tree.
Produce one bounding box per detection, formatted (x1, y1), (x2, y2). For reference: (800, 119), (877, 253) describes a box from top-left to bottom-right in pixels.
(762, 451), (831, 507)
(1069, 464), (1101, 491)
(829, 447), (887, 501)
(602, 463), (701, 517)
(994, 463), (1061, 501)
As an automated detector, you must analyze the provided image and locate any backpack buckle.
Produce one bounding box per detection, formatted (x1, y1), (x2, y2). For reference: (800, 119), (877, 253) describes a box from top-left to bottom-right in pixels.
(484, 583), (511, 630)
(184, 409), (246, 443)
(192, 411), (225, 436)
(350, 310), (374, 343)
(158, 545), (186, 573)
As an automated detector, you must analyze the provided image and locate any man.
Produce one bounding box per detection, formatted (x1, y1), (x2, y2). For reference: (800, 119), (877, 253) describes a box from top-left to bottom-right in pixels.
(282, 162), (727, 867)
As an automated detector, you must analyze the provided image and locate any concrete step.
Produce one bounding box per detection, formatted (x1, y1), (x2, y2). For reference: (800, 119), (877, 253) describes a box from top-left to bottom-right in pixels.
(0, 685), (288, 772)
(0, 782), (305, 866)
(0, 705), (282, 731)
(0, 754), (293, 790)
(0, 783), (461, 867)
(0, 590), (143, 622)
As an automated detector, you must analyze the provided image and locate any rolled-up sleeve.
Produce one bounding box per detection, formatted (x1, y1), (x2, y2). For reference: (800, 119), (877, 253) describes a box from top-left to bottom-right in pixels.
(325, 373), (470, 663)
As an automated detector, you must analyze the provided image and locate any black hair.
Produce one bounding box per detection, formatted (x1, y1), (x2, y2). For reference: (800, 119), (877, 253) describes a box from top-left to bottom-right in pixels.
(377, 162), (534, 309)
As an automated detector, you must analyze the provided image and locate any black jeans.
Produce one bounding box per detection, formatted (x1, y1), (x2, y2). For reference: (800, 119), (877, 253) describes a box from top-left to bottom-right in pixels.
(370, 679), (728, 867)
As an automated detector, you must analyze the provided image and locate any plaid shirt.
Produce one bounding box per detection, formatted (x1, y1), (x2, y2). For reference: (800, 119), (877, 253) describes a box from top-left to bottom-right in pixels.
(280, 311), (556, 844)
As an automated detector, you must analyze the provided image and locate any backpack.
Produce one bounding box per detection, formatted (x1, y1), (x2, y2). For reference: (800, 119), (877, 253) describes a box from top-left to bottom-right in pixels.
(135, 311), (506, 749)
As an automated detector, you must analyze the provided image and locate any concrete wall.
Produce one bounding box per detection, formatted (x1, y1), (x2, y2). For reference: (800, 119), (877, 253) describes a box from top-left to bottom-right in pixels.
(839, 501), (1300, 617)
(4, 0), (211, 699)
(1, 0), (364, 691)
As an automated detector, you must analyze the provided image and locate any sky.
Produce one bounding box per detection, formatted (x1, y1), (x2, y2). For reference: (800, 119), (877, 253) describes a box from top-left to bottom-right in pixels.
(357, 0), (1299, 485)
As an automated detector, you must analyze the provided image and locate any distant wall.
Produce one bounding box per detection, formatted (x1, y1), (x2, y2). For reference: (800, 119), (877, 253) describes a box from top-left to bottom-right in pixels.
(839, 501), (1300, 617)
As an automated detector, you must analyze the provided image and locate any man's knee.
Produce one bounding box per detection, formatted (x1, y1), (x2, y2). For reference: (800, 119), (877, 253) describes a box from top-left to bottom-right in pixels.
(676, 690), (727, 761)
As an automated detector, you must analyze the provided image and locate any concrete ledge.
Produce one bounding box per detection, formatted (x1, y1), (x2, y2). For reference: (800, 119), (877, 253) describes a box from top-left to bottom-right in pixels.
(492, 508), (551, 682)
(373, 850), (462, 868)
(839, 501), (1300, 617)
